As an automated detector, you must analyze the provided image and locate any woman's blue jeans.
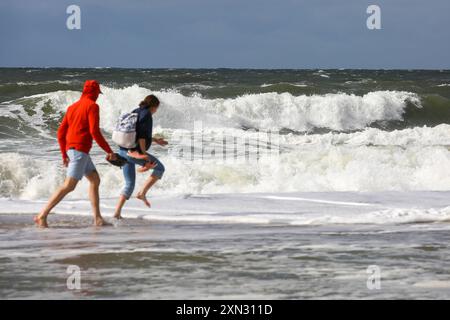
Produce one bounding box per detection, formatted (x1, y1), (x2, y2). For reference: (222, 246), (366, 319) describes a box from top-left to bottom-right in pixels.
(118, 148), (165, 199)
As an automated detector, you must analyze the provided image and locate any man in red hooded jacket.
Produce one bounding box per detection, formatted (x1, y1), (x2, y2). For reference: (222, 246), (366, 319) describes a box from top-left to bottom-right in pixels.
(34, 80), (117, 228)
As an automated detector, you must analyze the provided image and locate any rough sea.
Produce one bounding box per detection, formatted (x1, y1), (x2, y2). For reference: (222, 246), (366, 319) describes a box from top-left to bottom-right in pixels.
(1, 68), (449, 299)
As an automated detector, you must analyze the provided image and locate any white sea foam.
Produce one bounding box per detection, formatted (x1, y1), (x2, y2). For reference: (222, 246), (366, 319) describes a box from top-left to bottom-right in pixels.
(1, 125), (449, 199)
(289, 206), (450, 226)
(14, 80), (73, 86)
(260, 82), (308, 88)
(97, 87), (422, 132)
(174, 83), (214, 90)
(0, 153), (64, 199)
(16, 85), (421, 132)
(279, 124), (450, 147)
(1, 86), (448, 199)
(1, 192), (450, 227)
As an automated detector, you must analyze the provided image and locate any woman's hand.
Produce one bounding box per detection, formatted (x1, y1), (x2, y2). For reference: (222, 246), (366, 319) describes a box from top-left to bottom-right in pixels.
(153, 138), (168, 146)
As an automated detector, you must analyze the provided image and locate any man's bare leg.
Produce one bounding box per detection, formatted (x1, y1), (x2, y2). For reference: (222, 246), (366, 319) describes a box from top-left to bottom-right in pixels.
(114, 195), (127, 219)
(85, 171), (109, 226)
(35, 177), (78, 228)
(136, 175), (160, 208)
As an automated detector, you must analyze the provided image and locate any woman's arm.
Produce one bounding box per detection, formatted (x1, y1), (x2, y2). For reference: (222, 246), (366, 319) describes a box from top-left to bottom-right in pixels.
(152, 137), (168, 146)
(138, 138), (148, 154)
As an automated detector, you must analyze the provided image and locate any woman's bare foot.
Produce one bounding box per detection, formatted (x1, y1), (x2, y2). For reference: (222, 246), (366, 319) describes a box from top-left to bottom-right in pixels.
(137, 161), (157, 173)
(127, 150), (148, 160)
(137, 192), (151, 207)
(94, 217), (112, 227)
(113, 214), (123, 220)
(33, 215), (48, 228)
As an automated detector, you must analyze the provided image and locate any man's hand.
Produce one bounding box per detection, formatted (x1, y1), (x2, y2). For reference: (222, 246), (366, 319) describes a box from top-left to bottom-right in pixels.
(107, 153), (118, 161)
(154, 138), (168, 146)
(63, 157), (70, 167)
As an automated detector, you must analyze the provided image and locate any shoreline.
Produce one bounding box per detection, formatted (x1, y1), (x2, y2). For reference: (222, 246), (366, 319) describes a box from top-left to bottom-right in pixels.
(2, 212), (450, 299)
(1, 191), (449, 226)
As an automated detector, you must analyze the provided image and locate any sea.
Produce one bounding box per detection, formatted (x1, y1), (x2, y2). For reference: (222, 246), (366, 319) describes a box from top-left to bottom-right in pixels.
(0, 68), (449, 299)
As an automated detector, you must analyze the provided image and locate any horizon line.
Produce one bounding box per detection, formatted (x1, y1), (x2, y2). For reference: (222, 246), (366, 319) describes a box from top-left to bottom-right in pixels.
(1, 66), (449, 71)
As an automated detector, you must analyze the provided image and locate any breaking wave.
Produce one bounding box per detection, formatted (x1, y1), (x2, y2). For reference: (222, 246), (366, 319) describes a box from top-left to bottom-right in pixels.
(0, 85), (428, 135)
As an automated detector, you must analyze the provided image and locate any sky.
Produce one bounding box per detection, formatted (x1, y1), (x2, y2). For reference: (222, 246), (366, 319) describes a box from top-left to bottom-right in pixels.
(0, 0), (449, 69)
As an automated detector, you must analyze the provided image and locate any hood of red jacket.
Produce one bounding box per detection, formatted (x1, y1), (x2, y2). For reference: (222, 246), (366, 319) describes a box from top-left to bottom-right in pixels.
(82, 80), (102, 101)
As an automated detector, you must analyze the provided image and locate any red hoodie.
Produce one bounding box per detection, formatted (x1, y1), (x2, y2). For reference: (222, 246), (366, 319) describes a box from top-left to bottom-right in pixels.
(57, 80), (113, 160)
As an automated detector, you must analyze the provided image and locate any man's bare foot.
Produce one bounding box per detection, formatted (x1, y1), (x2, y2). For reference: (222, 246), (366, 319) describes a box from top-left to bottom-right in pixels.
(33, 215), (48, 228)
(94, 217), (112, 227)
(137, 192), (151, 207)
(113, 214), (123, 220)
(137, 161), (157, 173)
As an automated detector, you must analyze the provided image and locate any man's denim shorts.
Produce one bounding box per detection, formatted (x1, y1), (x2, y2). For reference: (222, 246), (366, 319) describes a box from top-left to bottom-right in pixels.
(67, 148), (97, 181)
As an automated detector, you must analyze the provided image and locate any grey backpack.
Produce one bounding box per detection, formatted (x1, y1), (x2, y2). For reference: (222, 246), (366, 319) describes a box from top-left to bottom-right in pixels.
(112, 112), (138, 148)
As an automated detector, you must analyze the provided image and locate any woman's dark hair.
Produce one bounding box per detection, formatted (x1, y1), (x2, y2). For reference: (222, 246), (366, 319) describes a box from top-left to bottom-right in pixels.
(139, 94), (160, 108)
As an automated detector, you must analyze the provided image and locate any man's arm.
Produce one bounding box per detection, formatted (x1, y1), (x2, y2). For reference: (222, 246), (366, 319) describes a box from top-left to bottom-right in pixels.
(57, 114), (69, 163)
(88, 104), (113, 154)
